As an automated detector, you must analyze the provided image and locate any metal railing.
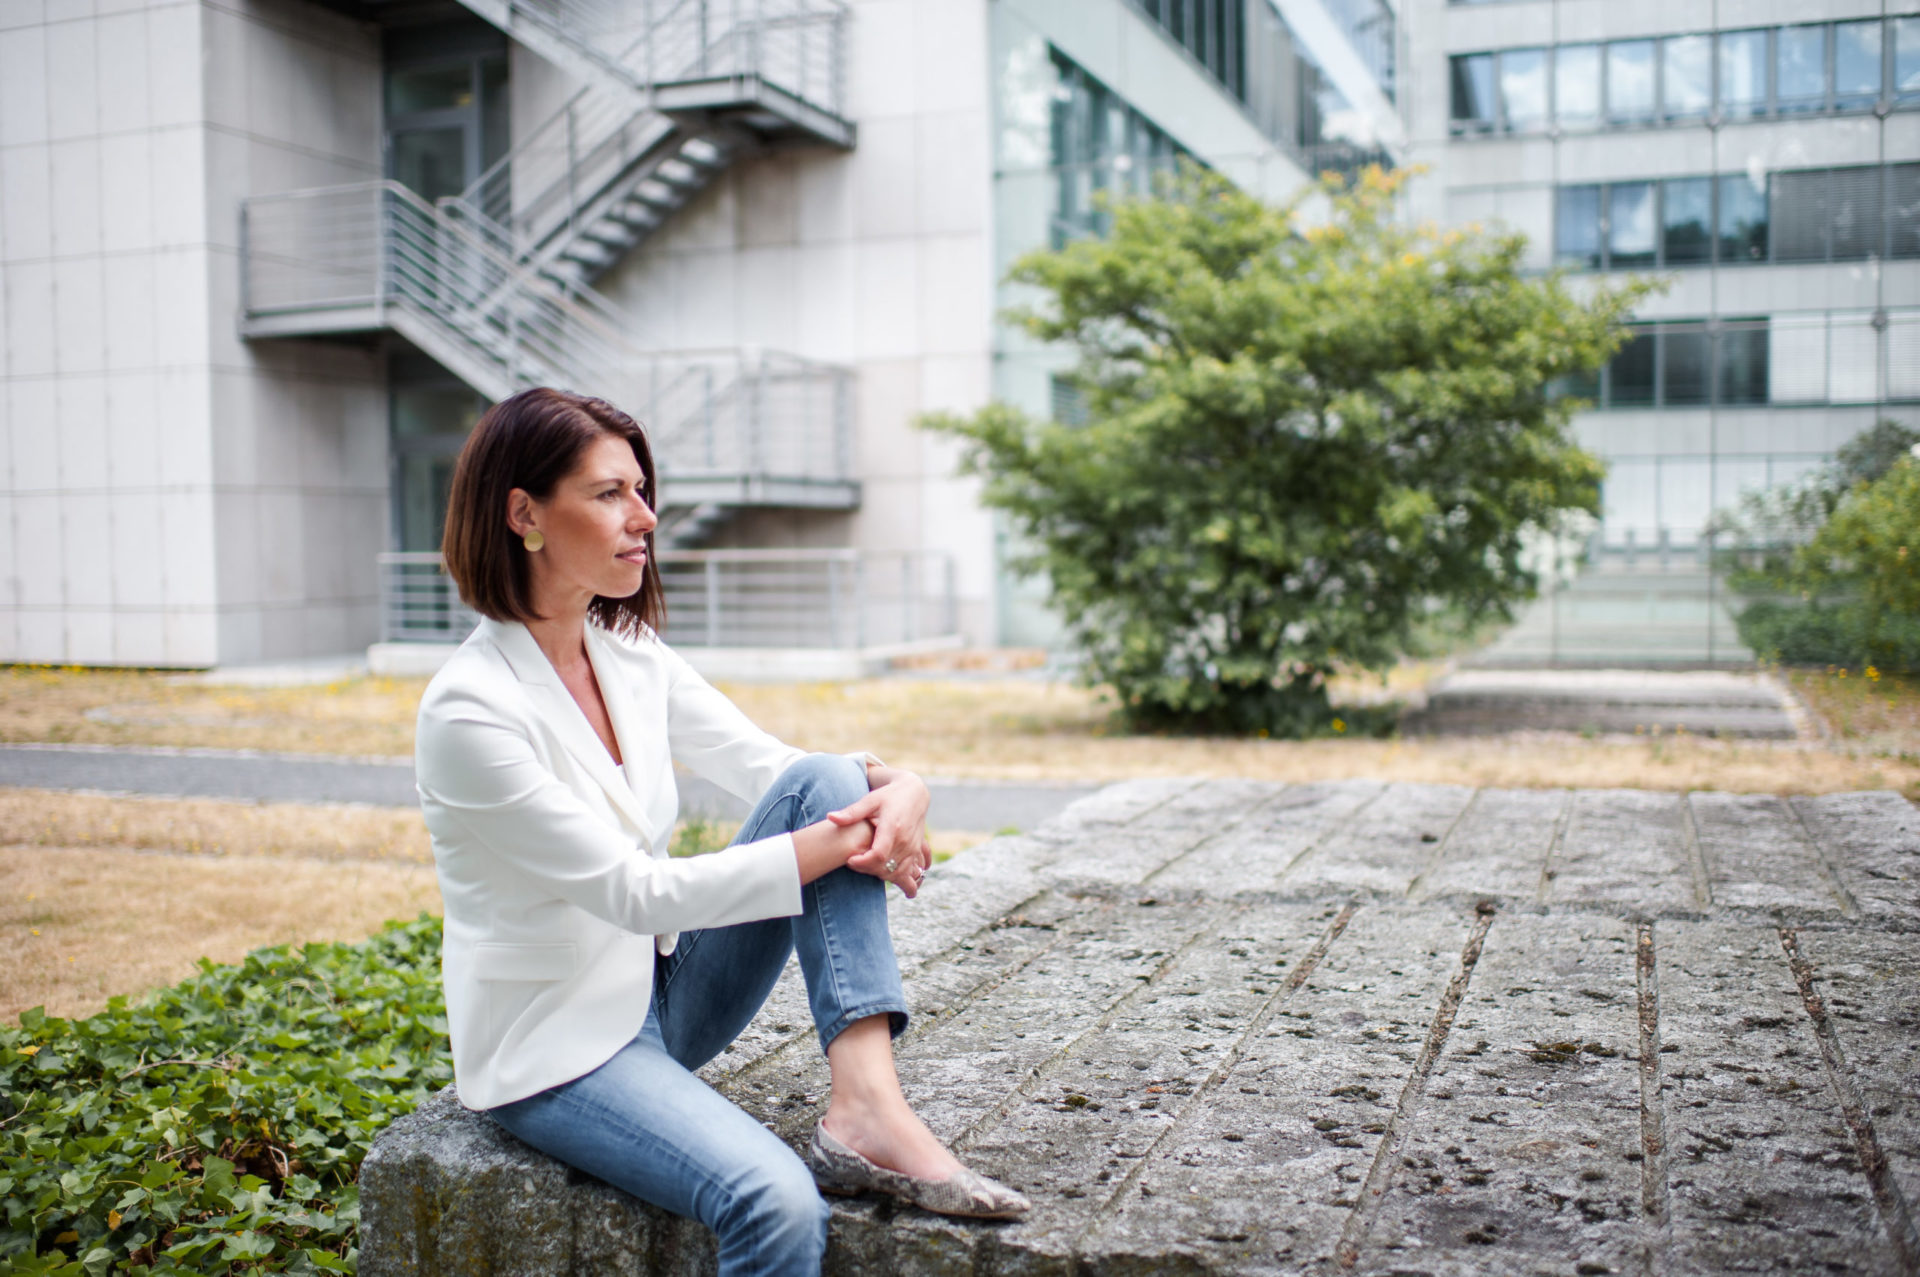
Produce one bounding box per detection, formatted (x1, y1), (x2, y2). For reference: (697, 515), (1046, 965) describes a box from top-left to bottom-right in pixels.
(454, 0), (847, 262)
(377, 549), (957, 649)
(242, 181), (624, 399)
(241, 182), (852, 486)
(381, 554), (485, 643)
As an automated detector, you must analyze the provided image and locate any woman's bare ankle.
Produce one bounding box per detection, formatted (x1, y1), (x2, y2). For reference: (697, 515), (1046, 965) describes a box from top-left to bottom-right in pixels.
(821, 1097), (963, 1181)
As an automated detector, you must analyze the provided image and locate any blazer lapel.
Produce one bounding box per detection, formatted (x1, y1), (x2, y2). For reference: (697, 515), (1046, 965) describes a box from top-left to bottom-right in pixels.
(481, 619), (657, 844)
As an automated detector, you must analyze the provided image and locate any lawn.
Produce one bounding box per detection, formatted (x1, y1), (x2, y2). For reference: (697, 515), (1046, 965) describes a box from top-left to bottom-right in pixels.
(4, 659), (1917, 1024)
(4, 661), (1917, 795)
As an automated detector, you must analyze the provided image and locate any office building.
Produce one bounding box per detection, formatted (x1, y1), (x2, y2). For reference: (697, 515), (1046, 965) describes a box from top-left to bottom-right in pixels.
(0, 0), (1400, 666)
(1404, 0), (1919, 660)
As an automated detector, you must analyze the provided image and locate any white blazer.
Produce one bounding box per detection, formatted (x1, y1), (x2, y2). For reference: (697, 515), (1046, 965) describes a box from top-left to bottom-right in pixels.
(414, 616), (862, 1111)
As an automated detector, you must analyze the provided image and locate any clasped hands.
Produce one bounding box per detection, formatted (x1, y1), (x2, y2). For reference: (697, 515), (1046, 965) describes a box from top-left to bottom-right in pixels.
(822, 765), (933, 899)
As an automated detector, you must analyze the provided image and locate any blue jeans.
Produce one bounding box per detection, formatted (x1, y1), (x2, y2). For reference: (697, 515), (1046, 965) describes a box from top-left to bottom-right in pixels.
(486, 754), (910, 1277)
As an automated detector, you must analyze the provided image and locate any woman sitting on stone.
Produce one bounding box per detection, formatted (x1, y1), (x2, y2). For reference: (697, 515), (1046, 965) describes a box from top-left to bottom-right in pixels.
(414, 387), (1028, 1275)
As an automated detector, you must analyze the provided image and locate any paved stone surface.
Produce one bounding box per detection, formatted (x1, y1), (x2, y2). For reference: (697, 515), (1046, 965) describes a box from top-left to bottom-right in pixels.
(0, 744), (1095, 835)
(1405, 669), (1802, 739)
(359, 778), (1920, 1276)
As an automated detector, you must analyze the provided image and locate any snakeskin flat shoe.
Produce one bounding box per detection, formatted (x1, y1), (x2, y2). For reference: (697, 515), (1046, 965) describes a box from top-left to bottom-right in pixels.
(806, 1123), (1031, 1220)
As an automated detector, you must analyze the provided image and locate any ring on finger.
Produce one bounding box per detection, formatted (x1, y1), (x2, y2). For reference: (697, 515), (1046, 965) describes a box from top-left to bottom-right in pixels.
(885, 858), (897, 873)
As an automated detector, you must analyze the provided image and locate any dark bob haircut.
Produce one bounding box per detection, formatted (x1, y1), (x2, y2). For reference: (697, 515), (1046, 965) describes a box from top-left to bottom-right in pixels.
(441, 387), (666, 639)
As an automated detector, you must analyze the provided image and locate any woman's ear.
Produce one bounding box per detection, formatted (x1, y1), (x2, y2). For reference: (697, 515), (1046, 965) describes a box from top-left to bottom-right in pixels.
(506, 488), (535, 537)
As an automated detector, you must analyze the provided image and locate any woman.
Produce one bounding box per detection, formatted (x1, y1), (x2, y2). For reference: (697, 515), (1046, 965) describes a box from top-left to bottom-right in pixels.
(415, 388), (1028, 1275)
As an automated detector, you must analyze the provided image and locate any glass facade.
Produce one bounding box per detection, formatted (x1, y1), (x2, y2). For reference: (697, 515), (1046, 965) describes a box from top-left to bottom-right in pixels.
(389, 349), (486, 553)
(1558, 312), (1920, 410)
(1450, 19), (1920, 134)
(1554, 164), (1919, 269)
(1660, 34), (1711, 122)
(1049, 50), (1189, 245)
(1126, 0), (1246, 101)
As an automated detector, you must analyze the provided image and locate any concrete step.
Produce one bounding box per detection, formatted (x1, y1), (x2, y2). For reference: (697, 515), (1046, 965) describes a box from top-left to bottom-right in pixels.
(358, 779), (1920, 1274)
(1409, 669), (1801, 737)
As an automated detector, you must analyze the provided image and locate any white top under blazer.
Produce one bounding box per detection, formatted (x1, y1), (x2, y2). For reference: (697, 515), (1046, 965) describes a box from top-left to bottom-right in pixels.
(414, 616), (869, 1110)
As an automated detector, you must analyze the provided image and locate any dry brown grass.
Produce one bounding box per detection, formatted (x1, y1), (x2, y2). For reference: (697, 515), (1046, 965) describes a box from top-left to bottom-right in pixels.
(1787, 667), (1920, 758)
(0, 664), (419, 757)
(718, 677), (1920, 800)
(0, 788), (434, 863)
(1, 844), (440, 1022)
(5, 662), (1918, 801)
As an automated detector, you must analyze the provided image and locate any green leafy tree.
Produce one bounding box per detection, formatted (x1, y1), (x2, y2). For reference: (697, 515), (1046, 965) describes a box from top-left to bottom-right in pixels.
(923, 166), (1650, 734)
(1709, 419), (1920, 589)
(1730, 449), (1920, 671)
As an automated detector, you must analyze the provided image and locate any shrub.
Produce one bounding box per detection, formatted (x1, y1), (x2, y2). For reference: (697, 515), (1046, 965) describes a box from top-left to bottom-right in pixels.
(923, 166), (1648, 735)
(1729, 451), (1920, 671)
(1, 916), (449, 1275)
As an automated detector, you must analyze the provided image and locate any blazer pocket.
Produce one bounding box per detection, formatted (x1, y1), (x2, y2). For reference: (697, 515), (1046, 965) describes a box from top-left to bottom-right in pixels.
(471, 942), (576, 983)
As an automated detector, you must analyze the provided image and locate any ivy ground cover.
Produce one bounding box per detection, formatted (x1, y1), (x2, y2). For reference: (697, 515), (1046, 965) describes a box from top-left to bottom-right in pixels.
(1, 916), (449, 1275)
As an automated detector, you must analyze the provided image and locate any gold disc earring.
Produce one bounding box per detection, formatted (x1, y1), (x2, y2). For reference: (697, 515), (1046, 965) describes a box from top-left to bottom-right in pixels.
(523, 530), (545, 552)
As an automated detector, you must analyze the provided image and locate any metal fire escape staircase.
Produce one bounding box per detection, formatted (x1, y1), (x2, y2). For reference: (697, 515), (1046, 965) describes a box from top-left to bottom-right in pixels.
(238, 0), (857, 545)
(453, 0), (852, 290)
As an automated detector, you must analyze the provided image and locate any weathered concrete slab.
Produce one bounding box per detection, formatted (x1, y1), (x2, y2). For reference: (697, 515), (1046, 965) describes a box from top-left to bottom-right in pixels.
(1690, 791), (1850, 921)
(1793, 791), (1920, 932)
(1359, 912), (1644, 1277)
(1548, 789), (1704, 918)
(361, 780), (1920, 1276)
(1657, 920), (1905, 1275)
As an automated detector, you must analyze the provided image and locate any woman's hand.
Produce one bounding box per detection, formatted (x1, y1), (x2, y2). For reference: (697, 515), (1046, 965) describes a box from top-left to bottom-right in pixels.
(828, 766), (932, 898)
(792, 815), (876, 885)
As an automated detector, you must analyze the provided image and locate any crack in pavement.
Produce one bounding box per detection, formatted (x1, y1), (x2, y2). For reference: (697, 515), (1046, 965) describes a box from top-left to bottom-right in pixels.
(1335, 900), (1498, 1268)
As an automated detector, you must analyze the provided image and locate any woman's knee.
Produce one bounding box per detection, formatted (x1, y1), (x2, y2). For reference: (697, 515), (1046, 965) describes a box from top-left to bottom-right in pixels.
(715, 1155), (828, 1264)
(777, 752), (869, 814)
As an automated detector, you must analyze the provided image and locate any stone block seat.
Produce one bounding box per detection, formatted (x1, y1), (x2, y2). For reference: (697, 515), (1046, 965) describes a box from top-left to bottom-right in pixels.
(360, 779), (1920, 1275)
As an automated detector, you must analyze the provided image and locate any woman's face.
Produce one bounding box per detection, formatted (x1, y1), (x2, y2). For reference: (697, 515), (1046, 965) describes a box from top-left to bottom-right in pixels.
(513, 432), (658, 607)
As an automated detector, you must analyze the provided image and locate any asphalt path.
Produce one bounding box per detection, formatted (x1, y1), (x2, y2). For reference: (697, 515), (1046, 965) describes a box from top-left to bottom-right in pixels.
(0, 744), (1098, 834)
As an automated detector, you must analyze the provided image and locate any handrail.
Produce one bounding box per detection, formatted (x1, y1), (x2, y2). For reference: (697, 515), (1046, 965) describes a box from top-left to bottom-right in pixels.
(242, 180), (854, 489)
(378, 546), (955, 648)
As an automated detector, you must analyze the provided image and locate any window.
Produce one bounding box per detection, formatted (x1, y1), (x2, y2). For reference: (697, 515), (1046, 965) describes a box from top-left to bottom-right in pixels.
(1662, 34), (1712, 121)
(1661, 323), (1711, 406)
(1455, 20), (1918, 139)
(1892, 164), (1920, 258)
(1555, 165), (1920, 270)
(1717, 174), (1768, 263)
(1580, 320), (1776, 409)
(1769, 170), (1826, 262)
(1608, 182), (1656, 268)
(1557, 186), (1602, 268)
(1898, 17), (1920, 105)
(1049, 51), (1189, 245)
(1450, 54), (1497, 132)
(1050, 375), (1089, 426)
(1776, 24), (1827, 113)
(1833, 20), (1882, 111)
(1609, 333), (1656, 406)
(1132, 0), (1247, 100)
(1555, 44), (1601, 129)
(1607, 41), (1656, 125)
(1661, 178), (1713, 265)
(1718, 29), (1768, 119)
(1718, 323), (1769, 405)
(1770, 165), (1888, 263)
(1500, 48), (1548, 131)
(1829, 167), (1882, 260)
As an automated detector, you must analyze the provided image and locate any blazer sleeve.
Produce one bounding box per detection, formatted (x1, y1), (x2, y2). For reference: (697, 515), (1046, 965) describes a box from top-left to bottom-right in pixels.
(660, 643), (816, 802)
(417, 685), (802, 935)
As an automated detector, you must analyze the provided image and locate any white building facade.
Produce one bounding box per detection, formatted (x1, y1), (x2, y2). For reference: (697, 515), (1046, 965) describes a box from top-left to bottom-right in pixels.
(0, 0), (1398, 667)
(1404, 0), (1919, 576)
